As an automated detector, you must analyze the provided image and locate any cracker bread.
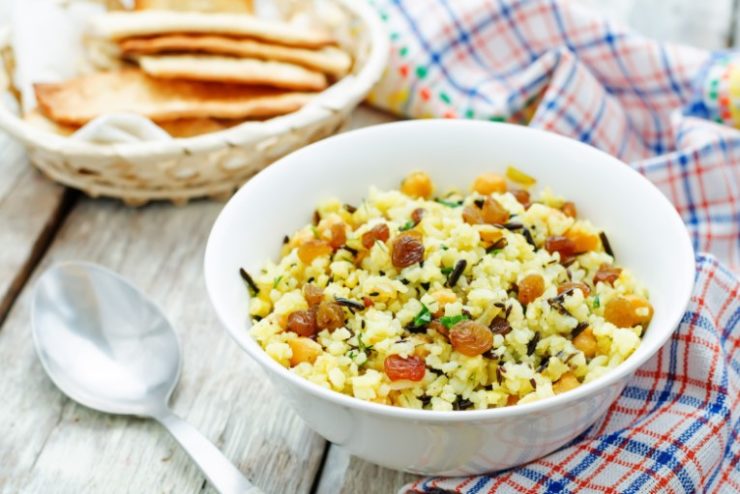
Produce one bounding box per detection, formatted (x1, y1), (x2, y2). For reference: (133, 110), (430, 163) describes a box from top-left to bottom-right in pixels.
(24, 108), (239, 138)
(91, 11), (334, 48)
(134, 0), (253, 13)
(34, 69), (313, 126)
(138, 55), (328, 90)
(119, 34), (351, 77)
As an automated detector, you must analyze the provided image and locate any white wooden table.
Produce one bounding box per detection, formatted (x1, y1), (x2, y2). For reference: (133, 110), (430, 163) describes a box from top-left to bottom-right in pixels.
(0, 2), (737, 492)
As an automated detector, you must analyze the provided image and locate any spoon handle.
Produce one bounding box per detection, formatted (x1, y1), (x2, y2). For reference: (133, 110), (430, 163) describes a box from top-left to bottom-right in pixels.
(157, 411), (262, 494)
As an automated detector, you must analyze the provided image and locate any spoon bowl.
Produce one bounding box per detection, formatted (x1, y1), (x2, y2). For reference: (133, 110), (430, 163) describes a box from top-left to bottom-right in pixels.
(32, 262), (179, 416)
(31, 261), (260, 494)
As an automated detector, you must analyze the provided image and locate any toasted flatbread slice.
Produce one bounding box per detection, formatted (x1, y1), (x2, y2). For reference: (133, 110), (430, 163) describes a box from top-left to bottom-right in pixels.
(138, 55), (328, 90)
(25, 107), (240, 138)
(24, 108), (76, 136)
(119, 35), (351, 77)
(90, 11), (334, 48)
(34, 69), (313, 126)
(134, 0), (253, 13)
(158, 117), (235, 137)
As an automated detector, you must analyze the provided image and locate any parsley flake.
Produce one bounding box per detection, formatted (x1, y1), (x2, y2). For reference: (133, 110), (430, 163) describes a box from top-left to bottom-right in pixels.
(435, 198), (463, 208)
(440, 314), (469, 329)
(411, 304), (432, 328)
(399, 220), (416, 231)
(272, 275), (283, 289)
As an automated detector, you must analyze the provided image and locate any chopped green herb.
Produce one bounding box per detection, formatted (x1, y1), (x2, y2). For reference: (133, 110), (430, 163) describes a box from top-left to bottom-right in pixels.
(441, 267), (454, 276)
(412, 304), (432, 328)
(357, 333), (374, 354)
(311, 226), (320, 238)
(593, 295), (600, 309)
(272, 275), (283, 289)
(440, 244), (449, 250)
(435, 198), (463, 208)
(440, 314), (469, 329)
(399, 220), (416, 231)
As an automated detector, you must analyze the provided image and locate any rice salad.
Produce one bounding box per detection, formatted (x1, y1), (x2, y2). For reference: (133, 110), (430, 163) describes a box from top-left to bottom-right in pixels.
(243, 169), (653, 411)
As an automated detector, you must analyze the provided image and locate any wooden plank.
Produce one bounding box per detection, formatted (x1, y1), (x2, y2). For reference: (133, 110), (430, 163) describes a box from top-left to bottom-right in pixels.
(315, 446), (419, 494)
(0, 195), (326, 494)
(0, 134), (70, 321)
(0, 106), (397, 494)
(572, 0), (734, 49)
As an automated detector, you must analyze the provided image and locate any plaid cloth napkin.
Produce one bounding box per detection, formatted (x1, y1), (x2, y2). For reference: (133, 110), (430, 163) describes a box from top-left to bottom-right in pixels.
(364, 1), (740, 492)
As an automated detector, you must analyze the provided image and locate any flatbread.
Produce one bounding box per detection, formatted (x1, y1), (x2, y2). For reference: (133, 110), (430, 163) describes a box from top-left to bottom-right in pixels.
(138, 55), (328, 90)
(134, 0), (253, 13)
(119, 35), (352, 77)
(24, 108), (240, 138)
(91, 11), (334, 48)
(34, 69), (313, 126)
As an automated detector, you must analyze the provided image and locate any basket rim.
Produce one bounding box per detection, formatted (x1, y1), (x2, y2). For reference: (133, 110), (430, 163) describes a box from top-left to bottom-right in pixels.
(0, 0), (389, 160)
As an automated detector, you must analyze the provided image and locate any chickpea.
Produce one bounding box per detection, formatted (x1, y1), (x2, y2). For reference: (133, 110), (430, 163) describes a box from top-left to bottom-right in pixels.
(432, 289), (457, 306)
(553, 372), (580, 394)
(472, 173), (507, 195)
(604, 295), (654, 328)
(401, 171), (434, 199)
(288, 337), (322, 366)
(573, 326), (597, 358)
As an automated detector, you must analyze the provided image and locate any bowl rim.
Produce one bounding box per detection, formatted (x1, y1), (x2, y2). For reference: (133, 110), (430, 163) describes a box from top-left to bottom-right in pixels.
(205, 119), (695, 422)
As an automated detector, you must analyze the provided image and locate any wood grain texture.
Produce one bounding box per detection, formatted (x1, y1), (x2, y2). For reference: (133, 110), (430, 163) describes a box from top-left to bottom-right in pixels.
(0, 135), (69, 322)
(0, 106), (398, 494)
(0, 198), (325, 494)
(316, 446), (419, 494)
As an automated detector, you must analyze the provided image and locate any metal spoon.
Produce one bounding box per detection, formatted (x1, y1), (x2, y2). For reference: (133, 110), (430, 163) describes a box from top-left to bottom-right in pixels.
(31, 261), (261, 494)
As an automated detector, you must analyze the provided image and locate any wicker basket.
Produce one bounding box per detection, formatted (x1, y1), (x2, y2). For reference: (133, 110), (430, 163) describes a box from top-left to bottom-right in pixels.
(0, 0), (388, 206)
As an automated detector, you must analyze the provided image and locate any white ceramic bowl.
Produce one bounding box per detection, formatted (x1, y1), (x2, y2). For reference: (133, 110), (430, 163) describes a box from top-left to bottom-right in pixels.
(204, 120), (694, 475)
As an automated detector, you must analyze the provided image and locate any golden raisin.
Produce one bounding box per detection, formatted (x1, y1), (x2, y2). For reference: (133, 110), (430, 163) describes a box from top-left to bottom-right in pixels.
(506, 395), (519, 406)
(518, 274), (545, 305)
(481, 197), (510, 225)
(288, 337), (322, 366)
(511, 189), (531, 207)
(401, 171), (434, 199)
(391, 233), (425, 268)
(553, 372), (580, 394)
(411, 208), (425, 224)
(298, 239), (332, 264)
(561, 201), (577, 218)
(384, 354), (426, 381)
(565, 228), (599, 253)
(557, 282), (591, 297)
(604, 295), (653, 328)
(303, 284), (324, 306)
(328, 223), (347, 250)
(361, 223), (390, 249)
(593, 264), (622, 286)
(472, 172), (507, 195)
(449, 320), (493, 356)
(315, 301), (346, 331)
(545, 235), (576, 259)
(462, 205), (484, 225)
(286, 309), (318, 337)
(573, 326), (597, 358)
